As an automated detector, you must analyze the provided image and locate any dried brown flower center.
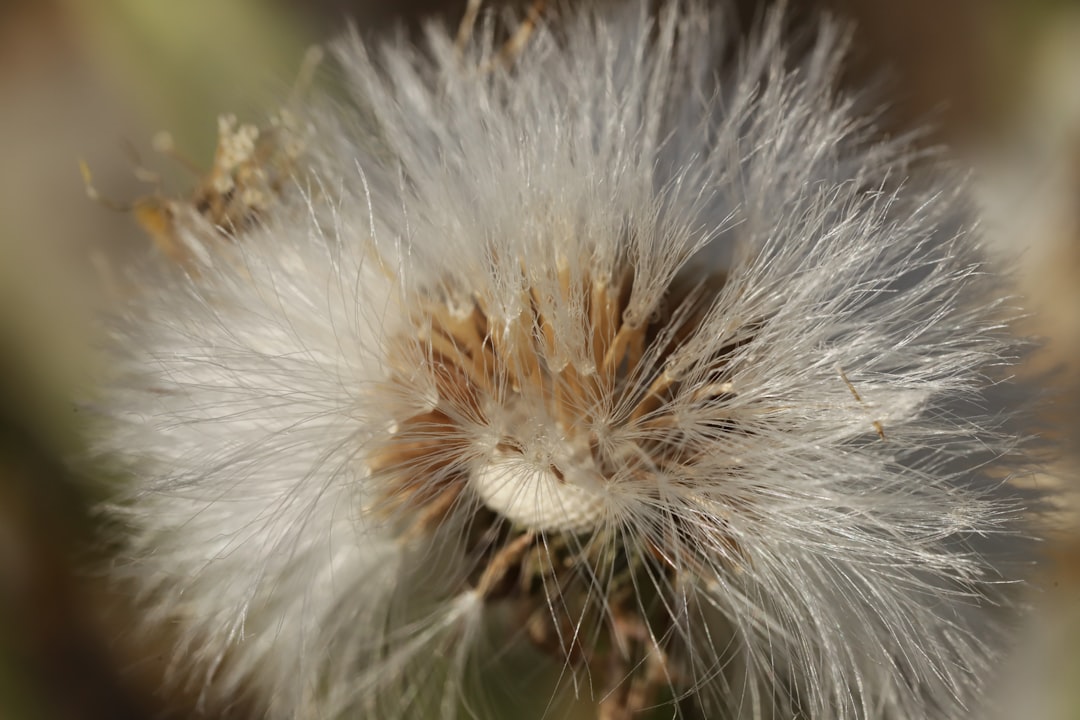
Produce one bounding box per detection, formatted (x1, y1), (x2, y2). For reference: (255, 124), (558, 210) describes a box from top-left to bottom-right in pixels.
(364, 263), (742, 716)
(369, 265), (732, 530)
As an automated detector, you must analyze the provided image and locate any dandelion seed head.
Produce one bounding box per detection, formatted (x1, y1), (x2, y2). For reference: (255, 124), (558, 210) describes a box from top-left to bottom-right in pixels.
(85, 2), (1042, 718)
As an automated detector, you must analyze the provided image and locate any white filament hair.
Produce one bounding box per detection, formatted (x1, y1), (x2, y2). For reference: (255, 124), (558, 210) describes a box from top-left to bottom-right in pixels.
(86, 2), (1036, 719)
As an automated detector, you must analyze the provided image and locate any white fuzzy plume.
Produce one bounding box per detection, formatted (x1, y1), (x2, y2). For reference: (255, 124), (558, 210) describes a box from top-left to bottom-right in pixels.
(86, 2), (1037, 719)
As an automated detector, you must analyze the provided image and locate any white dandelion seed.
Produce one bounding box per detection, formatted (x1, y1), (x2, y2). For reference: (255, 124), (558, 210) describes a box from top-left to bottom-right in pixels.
(85, 2), (1040, 719)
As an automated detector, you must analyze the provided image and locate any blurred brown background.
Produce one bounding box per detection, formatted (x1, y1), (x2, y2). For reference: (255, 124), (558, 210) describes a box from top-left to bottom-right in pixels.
(1, 1), (1077, 718)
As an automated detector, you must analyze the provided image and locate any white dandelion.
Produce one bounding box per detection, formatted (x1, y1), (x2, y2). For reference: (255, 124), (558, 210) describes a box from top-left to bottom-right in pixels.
(85, 2), (1039, 718)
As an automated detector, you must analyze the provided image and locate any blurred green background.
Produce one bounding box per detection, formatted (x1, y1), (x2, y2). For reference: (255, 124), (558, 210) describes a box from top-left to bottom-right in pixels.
(0, 0), (1077, 718)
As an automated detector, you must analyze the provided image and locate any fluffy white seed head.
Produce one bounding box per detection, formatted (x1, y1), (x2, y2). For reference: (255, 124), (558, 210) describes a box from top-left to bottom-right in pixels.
(85, 2), (1039, 719)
